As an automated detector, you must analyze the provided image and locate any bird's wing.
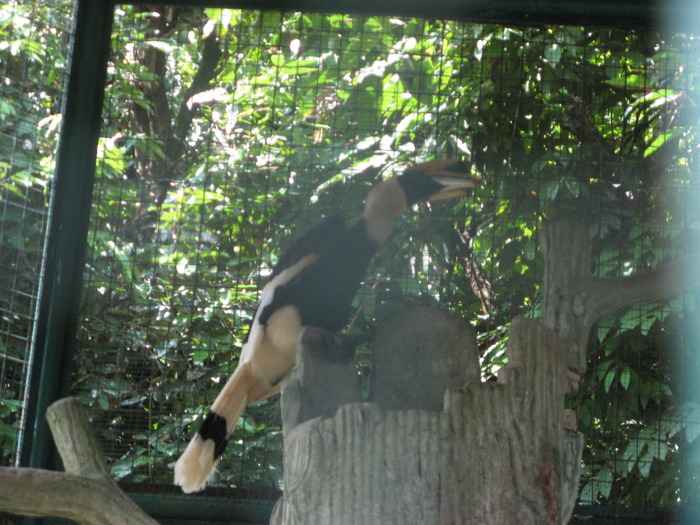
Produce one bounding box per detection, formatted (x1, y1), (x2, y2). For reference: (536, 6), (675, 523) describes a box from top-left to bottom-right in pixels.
(269, 214), (346, 279)
(237, 215), (345, 344)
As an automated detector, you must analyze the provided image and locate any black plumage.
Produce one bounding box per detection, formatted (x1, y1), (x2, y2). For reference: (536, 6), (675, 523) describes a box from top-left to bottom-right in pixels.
(260, 216), (377, 332)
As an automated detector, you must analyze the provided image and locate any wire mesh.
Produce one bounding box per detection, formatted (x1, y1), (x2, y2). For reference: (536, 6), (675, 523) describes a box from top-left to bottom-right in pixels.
(574, 31), (700, 512)
(0, 0), (75, 467)
(19, 2), (696, 522)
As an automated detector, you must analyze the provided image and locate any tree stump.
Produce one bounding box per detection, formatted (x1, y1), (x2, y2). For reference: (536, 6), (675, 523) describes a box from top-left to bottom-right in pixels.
(273, 314), (581, 524)
(369, 307), (479, 411)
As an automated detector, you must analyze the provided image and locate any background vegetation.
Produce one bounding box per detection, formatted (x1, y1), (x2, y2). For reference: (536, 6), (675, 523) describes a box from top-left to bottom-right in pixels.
(2, 0), (699, 512)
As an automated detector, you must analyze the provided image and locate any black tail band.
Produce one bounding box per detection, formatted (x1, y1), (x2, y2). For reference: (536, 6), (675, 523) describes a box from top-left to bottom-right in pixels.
(198, 412), (229, 459)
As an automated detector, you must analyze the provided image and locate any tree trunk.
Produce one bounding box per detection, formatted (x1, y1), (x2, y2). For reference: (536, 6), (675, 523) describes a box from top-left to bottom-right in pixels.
(272, 220), (698, 524)
(273, 316), (581, 525)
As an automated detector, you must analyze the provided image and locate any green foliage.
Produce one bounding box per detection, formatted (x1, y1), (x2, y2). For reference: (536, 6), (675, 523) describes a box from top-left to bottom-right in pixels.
(0, 0), (73, 464)
(2, 2), (699, 510)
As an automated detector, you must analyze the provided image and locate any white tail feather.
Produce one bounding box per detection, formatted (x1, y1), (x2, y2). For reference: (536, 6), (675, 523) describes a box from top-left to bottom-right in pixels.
(174, 435), (219, 493)
(174, 361), (254, 492)
(211, 361), (253, 434)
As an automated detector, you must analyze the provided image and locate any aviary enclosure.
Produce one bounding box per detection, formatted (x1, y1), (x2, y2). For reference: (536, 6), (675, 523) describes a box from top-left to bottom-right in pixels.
(1, 0), (699, 523)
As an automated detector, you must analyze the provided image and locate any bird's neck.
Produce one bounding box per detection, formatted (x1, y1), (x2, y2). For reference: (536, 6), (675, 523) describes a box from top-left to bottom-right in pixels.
(363, 177), (408, 244)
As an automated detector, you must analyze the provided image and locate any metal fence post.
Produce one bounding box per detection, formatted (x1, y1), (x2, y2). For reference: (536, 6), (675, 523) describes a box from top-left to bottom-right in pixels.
(20, 0), (114, 470)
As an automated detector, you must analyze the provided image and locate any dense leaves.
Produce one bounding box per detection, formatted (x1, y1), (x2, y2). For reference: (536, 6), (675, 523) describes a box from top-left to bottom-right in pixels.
(2, 2), (699, 510)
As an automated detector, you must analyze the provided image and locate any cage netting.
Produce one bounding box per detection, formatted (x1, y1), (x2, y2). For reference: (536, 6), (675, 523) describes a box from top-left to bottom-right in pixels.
(2, 2), (699, 523)
(0, 0), (75, 468)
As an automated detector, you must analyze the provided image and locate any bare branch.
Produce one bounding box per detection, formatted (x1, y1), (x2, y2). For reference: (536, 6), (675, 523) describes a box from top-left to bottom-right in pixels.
(542, 221), (699, 376)
(46, 397), (112, 479)
(0, 468), (155, 525)
(456, 222), (499, 318)
(589, 257), (700, 316)
(0, 399), (157, 525)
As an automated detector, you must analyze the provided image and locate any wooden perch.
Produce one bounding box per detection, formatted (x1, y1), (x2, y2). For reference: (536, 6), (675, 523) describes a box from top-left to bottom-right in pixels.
(0, 398), (157, 525)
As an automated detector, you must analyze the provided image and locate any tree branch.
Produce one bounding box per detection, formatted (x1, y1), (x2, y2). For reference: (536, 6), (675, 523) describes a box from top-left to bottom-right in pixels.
(455, 222), (498, 318)
(173, 31), (223, 145)
(542, 221), (699, 378)
(590, 257), (700, 316)
(0, 468), (155, 525)
(0, 398), (157, 525)
(46, 397), (113, 478)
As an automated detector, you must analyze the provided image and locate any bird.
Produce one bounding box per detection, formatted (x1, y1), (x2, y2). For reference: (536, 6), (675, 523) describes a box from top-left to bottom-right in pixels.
(174, 158), (483, 493)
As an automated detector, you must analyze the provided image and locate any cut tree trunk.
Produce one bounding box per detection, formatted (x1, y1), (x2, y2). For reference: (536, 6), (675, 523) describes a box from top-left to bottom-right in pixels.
(273, 317), (581, 525)
(272, 311), (583, 525)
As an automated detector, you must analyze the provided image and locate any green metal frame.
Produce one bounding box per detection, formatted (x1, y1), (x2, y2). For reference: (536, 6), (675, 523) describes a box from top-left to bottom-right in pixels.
(21, 0), (114, 471)
(90, 0), (697, 29)
(19, 0), (699, 522)
(133, 493), (277, 524)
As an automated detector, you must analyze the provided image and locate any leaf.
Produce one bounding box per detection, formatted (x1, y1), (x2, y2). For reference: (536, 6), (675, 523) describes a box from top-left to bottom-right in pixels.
(145, 40), (175, 54)
(281, 58), (320, 75)
(177, 257), (196, 276)
(620, 367), (631, 390)
(187, 87), (229, 106)
(596, 467), (614, 499)
(603, 367), (616, 393)
(539, 179), (560, 201)
(638, 449), (653, 478)
(192, 350), (210, 363)
(204, 8), (223, 20)
(270, 53), (285, 67)
(604, 74), (648, 90)
(580, 481), (596, 503)
(356, 75), (381, 130)
(544, 43), (562, 68)
(685, 410), (700, 443)
(639, 380), (651, 410)
(644, 127), (684, 157)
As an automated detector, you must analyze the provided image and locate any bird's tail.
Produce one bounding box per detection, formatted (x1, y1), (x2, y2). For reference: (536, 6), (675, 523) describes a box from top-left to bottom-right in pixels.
(174, 360), (253, 493)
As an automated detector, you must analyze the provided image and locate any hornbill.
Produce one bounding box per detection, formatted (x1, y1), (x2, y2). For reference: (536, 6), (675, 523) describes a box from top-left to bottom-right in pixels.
(174, 159), (482, 493)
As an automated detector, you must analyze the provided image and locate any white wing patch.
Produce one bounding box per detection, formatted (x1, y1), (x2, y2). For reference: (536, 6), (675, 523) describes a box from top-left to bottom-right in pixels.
(238, 254), (318, 383)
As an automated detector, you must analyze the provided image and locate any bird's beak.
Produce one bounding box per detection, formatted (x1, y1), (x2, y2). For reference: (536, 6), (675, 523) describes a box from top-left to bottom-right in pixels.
(414, 159), (484, 201)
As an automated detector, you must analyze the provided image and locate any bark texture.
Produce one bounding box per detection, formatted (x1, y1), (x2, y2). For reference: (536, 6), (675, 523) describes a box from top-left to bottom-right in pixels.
(369, 307), (479, 411)
(0, 398), (156, 525)
(273, 316), (581, 525)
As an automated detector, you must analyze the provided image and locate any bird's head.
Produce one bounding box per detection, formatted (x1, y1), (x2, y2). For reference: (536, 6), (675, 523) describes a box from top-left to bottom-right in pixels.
(363, 159), (483, 244)
(396, 159), (483, 206)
